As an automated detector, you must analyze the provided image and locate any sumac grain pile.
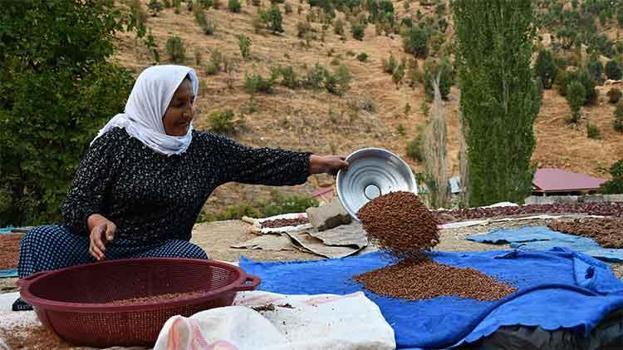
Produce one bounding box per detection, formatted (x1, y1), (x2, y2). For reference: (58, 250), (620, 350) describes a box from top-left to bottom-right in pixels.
(0, 233), (23, 269)
(110, 291), (205, 305)
(549, 217), (623, 248)
(356, 191), (515, 301)
(355, 259), (516, 301)
(0, 324), (70, 349)
(261, 217), (309, 228)
(357, 191), (439, 256)
(435, 202), (623, 223)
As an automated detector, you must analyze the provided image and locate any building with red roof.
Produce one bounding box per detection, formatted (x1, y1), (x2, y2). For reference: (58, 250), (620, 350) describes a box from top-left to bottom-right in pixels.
(533, 168), (607, 195)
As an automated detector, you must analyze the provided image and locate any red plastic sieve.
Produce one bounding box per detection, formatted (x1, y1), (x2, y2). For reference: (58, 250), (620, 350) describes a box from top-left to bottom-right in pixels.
(18, 258), (260, 347)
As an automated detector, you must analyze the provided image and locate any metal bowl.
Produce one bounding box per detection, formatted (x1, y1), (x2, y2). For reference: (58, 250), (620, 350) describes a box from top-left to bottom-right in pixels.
(336, 148), (418, 221)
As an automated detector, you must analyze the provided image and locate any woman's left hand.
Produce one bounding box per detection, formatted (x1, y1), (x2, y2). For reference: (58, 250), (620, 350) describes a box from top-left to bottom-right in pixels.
(309, 155), (349, 176)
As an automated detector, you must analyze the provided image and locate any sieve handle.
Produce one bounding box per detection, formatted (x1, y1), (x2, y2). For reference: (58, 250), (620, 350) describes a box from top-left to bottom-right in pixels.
(16, 271), (47, 288)
(235, 274), (261, 291)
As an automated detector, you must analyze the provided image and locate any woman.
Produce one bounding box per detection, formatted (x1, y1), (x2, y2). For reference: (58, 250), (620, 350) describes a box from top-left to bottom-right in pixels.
(14, 65), (348, 310)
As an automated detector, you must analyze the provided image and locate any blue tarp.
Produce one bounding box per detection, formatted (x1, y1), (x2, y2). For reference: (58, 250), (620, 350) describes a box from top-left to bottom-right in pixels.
(240, 249), (623, 349)
(0, 226), (14, 234)
(0, 268), (17, 278)
(467, 226), (623, 262)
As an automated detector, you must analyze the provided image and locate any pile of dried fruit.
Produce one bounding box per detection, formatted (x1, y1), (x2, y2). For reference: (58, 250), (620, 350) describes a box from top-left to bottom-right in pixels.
(0, 324), (69, 349)
(0, 233), (23, 269)
(548, 217), (623, 248)
(261, 217), (309, 228)
(109, 291), (205, 305)
(435, 202), (623, 223)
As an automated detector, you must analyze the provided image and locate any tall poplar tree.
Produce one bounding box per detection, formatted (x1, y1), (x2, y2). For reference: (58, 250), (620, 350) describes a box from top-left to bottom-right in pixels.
(453, 0), (541, 206)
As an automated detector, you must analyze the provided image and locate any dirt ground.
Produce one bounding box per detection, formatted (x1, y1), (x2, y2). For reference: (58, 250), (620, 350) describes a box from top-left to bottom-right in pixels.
(191, 217), (623, 281)
(1, 217), (622, 295)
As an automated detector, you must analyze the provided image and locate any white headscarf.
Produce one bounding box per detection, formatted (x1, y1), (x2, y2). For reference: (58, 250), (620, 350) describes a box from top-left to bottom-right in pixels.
(92, 65), (199, 155)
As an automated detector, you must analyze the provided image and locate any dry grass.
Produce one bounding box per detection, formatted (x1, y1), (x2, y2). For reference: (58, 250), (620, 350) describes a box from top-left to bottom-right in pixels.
(112, 1), (623, 212)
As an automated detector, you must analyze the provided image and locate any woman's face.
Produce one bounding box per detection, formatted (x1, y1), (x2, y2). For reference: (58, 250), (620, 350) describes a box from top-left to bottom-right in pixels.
(163, 79), (195, 136)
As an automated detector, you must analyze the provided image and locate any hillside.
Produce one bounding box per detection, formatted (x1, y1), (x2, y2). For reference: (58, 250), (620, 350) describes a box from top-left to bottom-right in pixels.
(112, 0), (623, 215)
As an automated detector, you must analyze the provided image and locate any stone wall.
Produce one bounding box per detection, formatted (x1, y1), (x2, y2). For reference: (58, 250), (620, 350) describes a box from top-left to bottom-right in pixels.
(524, 194), (623, 205)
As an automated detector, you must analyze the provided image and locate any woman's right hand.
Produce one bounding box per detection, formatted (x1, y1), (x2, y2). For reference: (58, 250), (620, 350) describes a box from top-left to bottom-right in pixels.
(87, 213), (116, 261)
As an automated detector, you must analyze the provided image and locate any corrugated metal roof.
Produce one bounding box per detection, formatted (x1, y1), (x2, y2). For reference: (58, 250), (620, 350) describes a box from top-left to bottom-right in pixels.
(533, 168), (607, 192)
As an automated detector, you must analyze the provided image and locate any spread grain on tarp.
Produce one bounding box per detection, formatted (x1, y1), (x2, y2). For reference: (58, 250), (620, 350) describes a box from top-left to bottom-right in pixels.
(354, 258), (516, 301)
(356, 191), (516, 301)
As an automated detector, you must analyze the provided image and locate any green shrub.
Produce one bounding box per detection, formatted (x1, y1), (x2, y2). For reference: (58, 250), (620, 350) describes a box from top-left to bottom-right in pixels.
(199, 204), (261, 222)
(607, 88), (622, 104)
(351, 23), (365, 40)
(406, 134), (424, 162)
(201, 191), (319, 221)
(566, 80), (585, 123)
(423, 57), (454, 100)
(238, 35), (251, 59)
(208, 109), (237, 134)
(166, 36), (185, 63)
(262, 193), (318, 217)
(560, 69), (597, 105)
(600, 160), (623, 194)
(195, 9), (216, 35)
(396, 124), (406, 136)
(325, 64), (351, 95)
(279, 66), (300, 88)
(534, 49), (557, 89)
(128, 0), (147, 31)
(259, 5), (284, 33)
(606, 60), (623, 80)
(198, 0), (214, 8)
(406, 59), (422, 87)
(586, 122), (601, 139)
(304, 63), (328, 89)
(392, 62), (406, 85)
(205, 49), (223, 75)
(382, 54), (397, 74)
(244, 72), (275, 93)
(205, 62), (219, 75)
(356, 52), (368, 62)
(402, 26), (429, 58)
(228, 0), (241, 12)
(0, 1), (133, 225)
(587, 55), (603, 84)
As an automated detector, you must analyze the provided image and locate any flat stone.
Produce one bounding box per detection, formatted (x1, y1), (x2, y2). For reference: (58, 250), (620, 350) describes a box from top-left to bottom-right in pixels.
(306, 199), (352, 231)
